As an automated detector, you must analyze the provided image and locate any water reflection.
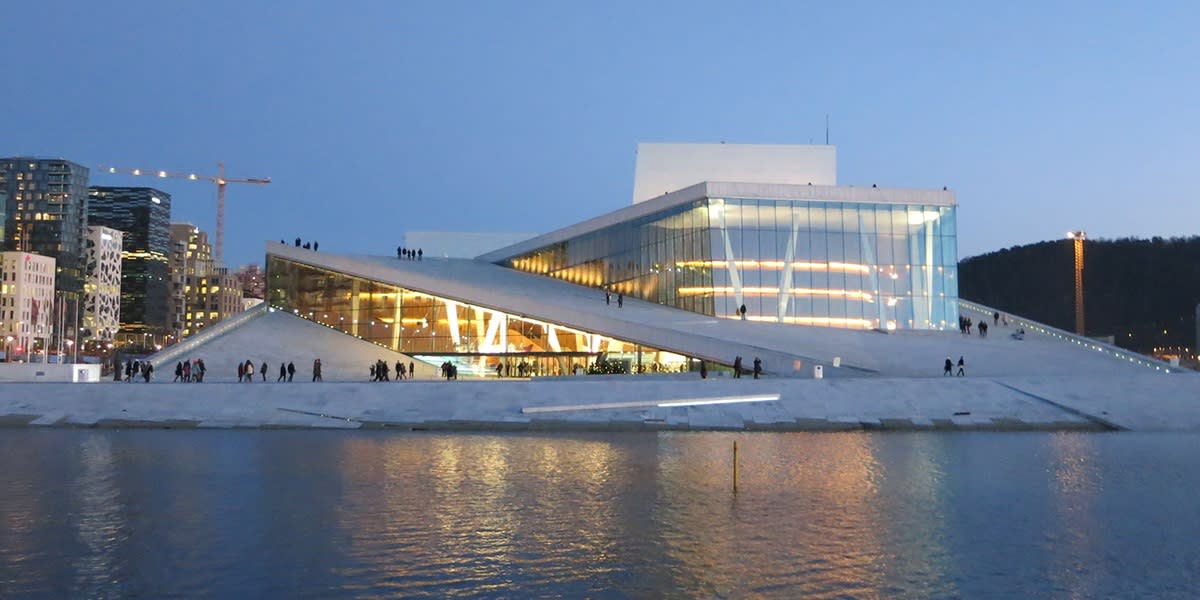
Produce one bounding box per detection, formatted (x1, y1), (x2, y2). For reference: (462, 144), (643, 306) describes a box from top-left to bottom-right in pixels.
(72, 434), (124, 597)
(1048, 432), (1101, 599)
(0, 430), (1198, 598)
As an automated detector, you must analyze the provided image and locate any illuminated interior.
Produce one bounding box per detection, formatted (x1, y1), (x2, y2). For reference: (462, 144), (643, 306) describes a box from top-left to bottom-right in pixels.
(502, 196), (958, 330)
(267, 256), (695, 377)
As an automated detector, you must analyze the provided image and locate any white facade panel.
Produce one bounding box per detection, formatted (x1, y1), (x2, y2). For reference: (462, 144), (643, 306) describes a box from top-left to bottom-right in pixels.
(83, 226), (123, 340)
(633, 143), (837, 204)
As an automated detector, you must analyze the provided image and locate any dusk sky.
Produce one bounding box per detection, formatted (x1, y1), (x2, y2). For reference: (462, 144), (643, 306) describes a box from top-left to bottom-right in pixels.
(3, 1), (1197, 267)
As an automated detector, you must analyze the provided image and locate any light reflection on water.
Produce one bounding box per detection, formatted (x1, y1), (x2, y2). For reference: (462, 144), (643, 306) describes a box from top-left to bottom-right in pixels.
(0, 430), (1199, 598)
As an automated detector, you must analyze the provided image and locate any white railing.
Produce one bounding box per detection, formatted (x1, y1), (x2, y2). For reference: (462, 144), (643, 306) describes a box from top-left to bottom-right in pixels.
(958, 299), (1178, 373)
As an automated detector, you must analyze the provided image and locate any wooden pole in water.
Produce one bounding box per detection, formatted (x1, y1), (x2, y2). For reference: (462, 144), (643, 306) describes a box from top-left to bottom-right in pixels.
(733, 440), (739, 494)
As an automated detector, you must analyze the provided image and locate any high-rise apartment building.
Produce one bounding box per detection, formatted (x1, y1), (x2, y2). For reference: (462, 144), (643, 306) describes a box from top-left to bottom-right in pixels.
(82, 226), (123, 342)
(0, 251), (56, 360)
(168, 223), (242, 338)
(87, 186), (171, 346)
(235, 264), (265, 299)
(0, 158), (89, 296)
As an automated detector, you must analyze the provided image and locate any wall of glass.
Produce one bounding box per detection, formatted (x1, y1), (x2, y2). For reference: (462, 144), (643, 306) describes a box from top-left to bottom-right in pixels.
(502, 200), (715, 315)
(266, 256), (693, 377)
(502, 197), (959, 330)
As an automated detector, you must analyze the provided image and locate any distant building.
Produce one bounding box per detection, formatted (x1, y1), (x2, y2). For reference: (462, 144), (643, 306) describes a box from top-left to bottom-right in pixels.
(82, 226), (123, 342)
(0, 251), (56, 360)
(401, 232), (538, 259)
(0, 158), (90, 297)
(235, 263), (265, 299)
(168, 223), (242, 338)
(87, 186), (172, 347)
(0, 188), (6, 244)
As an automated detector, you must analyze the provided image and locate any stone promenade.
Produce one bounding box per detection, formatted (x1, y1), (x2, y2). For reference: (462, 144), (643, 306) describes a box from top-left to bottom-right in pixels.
(1, 373), (1197, 432)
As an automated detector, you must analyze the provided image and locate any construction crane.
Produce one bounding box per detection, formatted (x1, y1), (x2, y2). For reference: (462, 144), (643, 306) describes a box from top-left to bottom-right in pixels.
(100, 162), (270, 265)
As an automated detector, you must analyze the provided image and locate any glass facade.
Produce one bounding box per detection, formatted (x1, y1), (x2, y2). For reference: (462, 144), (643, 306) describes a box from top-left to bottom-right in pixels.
(87, 186), (173, 337)
(503, 196), (958, 330)
(0, 158), (91, 296)
(267, 256), (694, 377)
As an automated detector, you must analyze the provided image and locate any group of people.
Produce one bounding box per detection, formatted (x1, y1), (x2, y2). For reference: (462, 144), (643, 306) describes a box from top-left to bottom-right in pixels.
(170, 359), (208, 382)
(397, 246), (423, 260)
(730, 356), (763, 379)
(604, 290), (624, 308)
(369, 359), (415, 381)
(944, 356), (966, 376)
(234, 358), (322, 382)
(121, 359), (158, 382)
(959, 315), (987, 335)
(285, 238), (319, 251)
(440, 361), (458, 380)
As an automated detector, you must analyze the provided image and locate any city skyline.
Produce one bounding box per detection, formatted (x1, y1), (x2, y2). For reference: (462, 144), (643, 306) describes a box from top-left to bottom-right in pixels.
(2, 1), (1197, 268)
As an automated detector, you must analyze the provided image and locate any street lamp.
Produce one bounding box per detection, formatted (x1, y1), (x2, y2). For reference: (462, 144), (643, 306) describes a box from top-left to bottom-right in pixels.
(1066, 230), (1086, 335)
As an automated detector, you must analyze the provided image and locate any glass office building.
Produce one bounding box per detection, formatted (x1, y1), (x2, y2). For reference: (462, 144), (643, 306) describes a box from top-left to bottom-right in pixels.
(87, 186), (173, 340)
(267, 255), (692, 376)
(494, 183), (958, 330)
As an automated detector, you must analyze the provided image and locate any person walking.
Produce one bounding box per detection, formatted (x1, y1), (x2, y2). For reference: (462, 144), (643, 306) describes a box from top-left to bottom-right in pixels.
(956, 356), (966, 377)
(278, 362), (287, 382)
(260, 361), (268, 381)
(237, 361), (244, 383)
(287, 361), (295, 382)
(245, 360), (255, 383)
(605, 290), (611, 305)
(752, 357), (762, 379)
(993, 311), (1000, 326)
(617, 293), (623, 308)
(943, 357), (953, 376)
(312, 358), (322, 382)
(174, 361), (183, 382)
(409, 361), (415, 380)
(699, 360), (708, 379)
(396, 360), (404, 380)
(733, 356), (743, 379)
(417, 248), (422, 260)
(197, 359), (206, 382)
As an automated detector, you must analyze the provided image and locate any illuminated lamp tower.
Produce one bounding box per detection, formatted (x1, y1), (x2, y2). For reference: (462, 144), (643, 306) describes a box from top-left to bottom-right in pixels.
(1066, 230), (1086, 335)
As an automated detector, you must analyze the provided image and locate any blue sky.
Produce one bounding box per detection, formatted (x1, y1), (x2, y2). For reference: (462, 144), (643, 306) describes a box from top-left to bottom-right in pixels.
(3, 1), (1197, 266)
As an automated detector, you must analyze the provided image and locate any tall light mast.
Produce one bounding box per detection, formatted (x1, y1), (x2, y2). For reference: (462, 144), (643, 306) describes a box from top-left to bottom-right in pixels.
(1067, 230), (1086, 335)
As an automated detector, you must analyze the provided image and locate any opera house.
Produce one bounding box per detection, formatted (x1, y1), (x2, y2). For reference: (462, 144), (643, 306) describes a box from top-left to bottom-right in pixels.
(159, 144), (1172, 381)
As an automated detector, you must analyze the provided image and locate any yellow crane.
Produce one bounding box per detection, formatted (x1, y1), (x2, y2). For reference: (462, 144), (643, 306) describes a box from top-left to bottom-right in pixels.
(100, 162), (270, 265)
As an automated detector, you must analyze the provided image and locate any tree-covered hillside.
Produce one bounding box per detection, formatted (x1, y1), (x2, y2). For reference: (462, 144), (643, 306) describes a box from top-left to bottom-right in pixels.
(958, 237), (1200, 353)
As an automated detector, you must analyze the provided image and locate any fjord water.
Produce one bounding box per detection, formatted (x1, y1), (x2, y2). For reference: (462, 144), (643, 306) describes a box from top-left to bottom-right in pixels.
(1, 430), (1198, 598)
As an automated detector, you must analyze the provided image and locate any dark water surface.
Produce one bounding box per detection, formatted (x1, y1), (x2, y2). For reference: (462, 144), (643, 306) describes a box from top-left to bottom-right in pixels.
(1, 430), (1198, 598)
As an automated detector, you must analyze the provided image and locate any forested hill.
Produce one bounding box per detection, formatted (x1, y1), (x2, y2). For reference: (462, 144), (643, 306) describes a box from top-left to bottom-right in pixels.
(958, 237), (1200, 353)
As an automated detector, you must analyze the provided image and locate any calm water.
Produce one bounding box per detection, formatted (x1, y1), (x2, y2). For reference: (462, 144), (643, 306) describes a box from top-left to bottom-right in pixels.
(1, 430), (1198, 599)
